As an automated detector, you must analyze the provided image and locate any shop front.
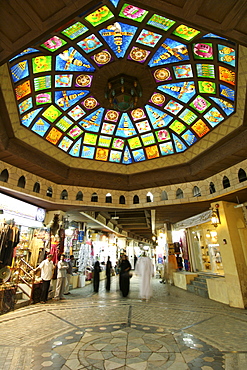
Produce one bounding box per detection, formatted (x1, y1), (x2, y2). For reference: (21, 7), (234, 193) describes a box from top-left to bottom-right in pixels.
(0, 192), (46, 313)
(172, 201), (247, 309)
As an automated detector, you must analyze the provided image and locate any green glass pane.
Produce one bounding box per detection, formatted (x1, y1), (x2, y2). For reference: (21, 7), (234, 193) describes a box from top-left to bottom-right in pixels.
(32, 56), (52, 73)
(61, 22), (89, 40)
(147, 14), (175, 31)
(85, 6), (114, 27)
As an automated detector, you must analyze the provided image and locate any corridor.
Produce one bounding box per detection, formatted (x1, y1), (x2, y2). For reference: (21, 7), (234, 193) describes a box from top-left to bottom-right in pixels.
(0, 275), (247, 370)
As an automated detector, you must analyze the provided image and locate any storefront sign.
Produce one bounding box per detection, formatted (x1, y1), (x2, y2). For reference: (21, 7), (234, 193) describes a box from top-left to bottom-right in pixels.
(0, 193), (46, 223)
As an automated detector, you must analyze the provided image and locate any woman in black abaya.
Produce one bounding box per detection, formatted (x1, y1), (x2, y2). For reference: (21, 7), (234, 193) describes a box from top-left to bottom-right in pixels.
(119, 255), (132, 297)
(93, 259), (101, 292)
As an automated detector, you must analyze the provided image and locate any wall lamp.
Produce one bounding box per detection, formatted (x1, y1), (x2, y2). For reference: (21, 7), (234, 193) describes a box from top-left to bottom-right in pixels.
(211, 204), (220, 227)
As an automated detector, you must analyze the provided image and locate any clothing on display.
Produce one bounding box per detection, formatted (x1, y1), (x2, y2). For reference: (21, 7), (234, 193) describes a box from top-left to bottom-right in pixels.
(0, 222), (20, 267)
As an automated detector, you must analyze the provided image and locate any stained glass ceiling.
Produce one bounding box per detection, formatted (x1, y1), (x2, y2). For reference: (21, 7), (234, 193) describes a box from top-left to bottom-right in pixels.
(8, 0), (237, 165)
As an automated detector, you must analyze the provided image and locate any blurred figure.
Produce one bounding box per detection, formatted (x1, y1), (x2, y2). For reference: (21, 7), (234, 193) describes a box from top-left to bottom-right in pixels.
(93, 257), (101, 293)
(64, 255), (74, 295)
(119, 254), (132, 297)
(53, 254), (68, 301)
(135, 252), (154, 301)
(105, 256), (112, 291)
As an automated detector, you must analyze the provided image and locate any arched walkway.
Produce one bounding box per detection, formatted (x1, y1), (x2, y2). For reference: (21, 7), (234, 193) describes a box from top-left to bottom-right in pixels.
(0, 275), (246, 369)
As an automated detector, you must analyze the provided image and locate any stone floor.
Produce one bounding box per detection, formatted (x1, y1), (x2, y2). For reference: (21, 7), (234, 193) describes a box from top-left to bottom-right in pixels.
(0, 274), (247, 369)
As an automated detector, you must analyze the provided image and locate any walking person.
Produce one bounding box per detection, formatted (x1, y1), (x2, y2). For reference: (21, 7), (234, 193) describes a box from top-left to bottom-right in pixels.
(64, 255), (74, 295)
(105, 256), (112, 291)
(93, 257), (101, 293)
(119, 254), (132, 297)
(135, 252), (154, 301)
(35, 254), (54, 304)
(53, 254), (68, 301)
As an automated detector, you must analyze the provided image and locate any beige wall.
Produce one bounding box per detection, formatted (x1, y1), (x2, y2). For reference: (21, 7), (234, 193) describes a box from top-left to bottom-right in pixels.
(212, 201), (247, 308)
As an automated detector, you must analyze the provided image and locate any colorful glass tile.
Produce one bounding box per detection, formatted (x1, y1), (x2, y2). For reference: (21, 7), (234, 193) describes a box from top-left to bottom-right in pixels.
(135, 120), (151, 133)
(99, 22), (137, 58)
(98, 135), (112, 147)
(21, 108), (42, 127)
(147, 14), (175, 31)
(189, 95), (211, 112)
(204, 107), (224, 127)
(101, 122), (116, 135)
(68, 105), (85, 121)
(81, 145), (95, 159)
(61, 22), (89, 40)
(218, 45), (235, 66)
(145, 145), (159, 159)
(34, 76), (52, 91)
(158, 81), (196, 103)
(159, 142), (174, 155)
(119, 4), (148, 22)
(173, 64), (193, 79)
(219, 85), (235, 101)
(32, 56), (52, 73)
(149, 93), (166, 106)
(155, 129), (170, 142)
(145, 105), (173, 128)
(55, 75), (73, 87)
(219, 66), (235, 85)
(31, 118), (50, 136)
(198, 81), (216, 94)
(18, 98), (33, 114)
(69, 138), (81, 157)
(196, 64), (215, 78)
(191, 119), (210, 137)
(58, 136), (73, 151)
(55, 90), (89, 110)
(42, 105), (62, 122)
(95, 147), (109, 161)
(84, 132), (97, 145)
(15, 81), (31, 100)
(182, 129), (197, 145)
(141, 133), (155, 146)
(68, 125), (83, 139)
(193, 43), (213, 60)
(41, 36), (67, 52)
(136, 29), (162, 47)
(56, 116), (73, 132)
(164, 100), (183, 115)
(132, 148), (145, 161)
(122, 146), (132, 164)
(75, 74), (93, 87)
(11, 60), (29, 82)
(36, 92), (52, 105)
(179, 109), (197, 124)
(46, 127), (63, 144)
(209, 97), (234, 115)
(148, 38), (189, 67)
(128, 136), (142, 149)
(172, 25), (200, 40)
(172, 134), (186, 152)
(116, 114), (137, 137)
(109, 150), (122, 163)
(56, 48), (95, 72)
(85, 6), (114, 26)
(77, 34), (103, 53)
(112, 138), (125, 150)
(128, 47), (150, 62)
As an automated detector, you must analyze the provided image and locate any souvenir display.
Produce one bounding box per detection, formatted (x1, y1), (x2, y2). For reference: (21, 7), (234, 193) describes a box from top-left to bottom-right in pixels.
(7, 0), (237, 164)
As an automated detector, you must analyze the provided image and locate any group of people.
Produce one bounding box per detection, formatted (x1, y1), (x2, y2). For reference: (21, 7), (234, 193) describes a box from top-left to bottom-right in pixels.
(36, 251), (156, 304)
(35, 253), (74, 304)
(93, 252), (155, 301)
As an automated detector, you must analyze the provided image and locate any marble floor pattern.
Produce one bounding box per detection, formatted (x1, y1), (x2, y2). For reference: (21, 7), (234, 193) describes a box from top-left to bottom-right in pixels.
(0, 275), (247, 369)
